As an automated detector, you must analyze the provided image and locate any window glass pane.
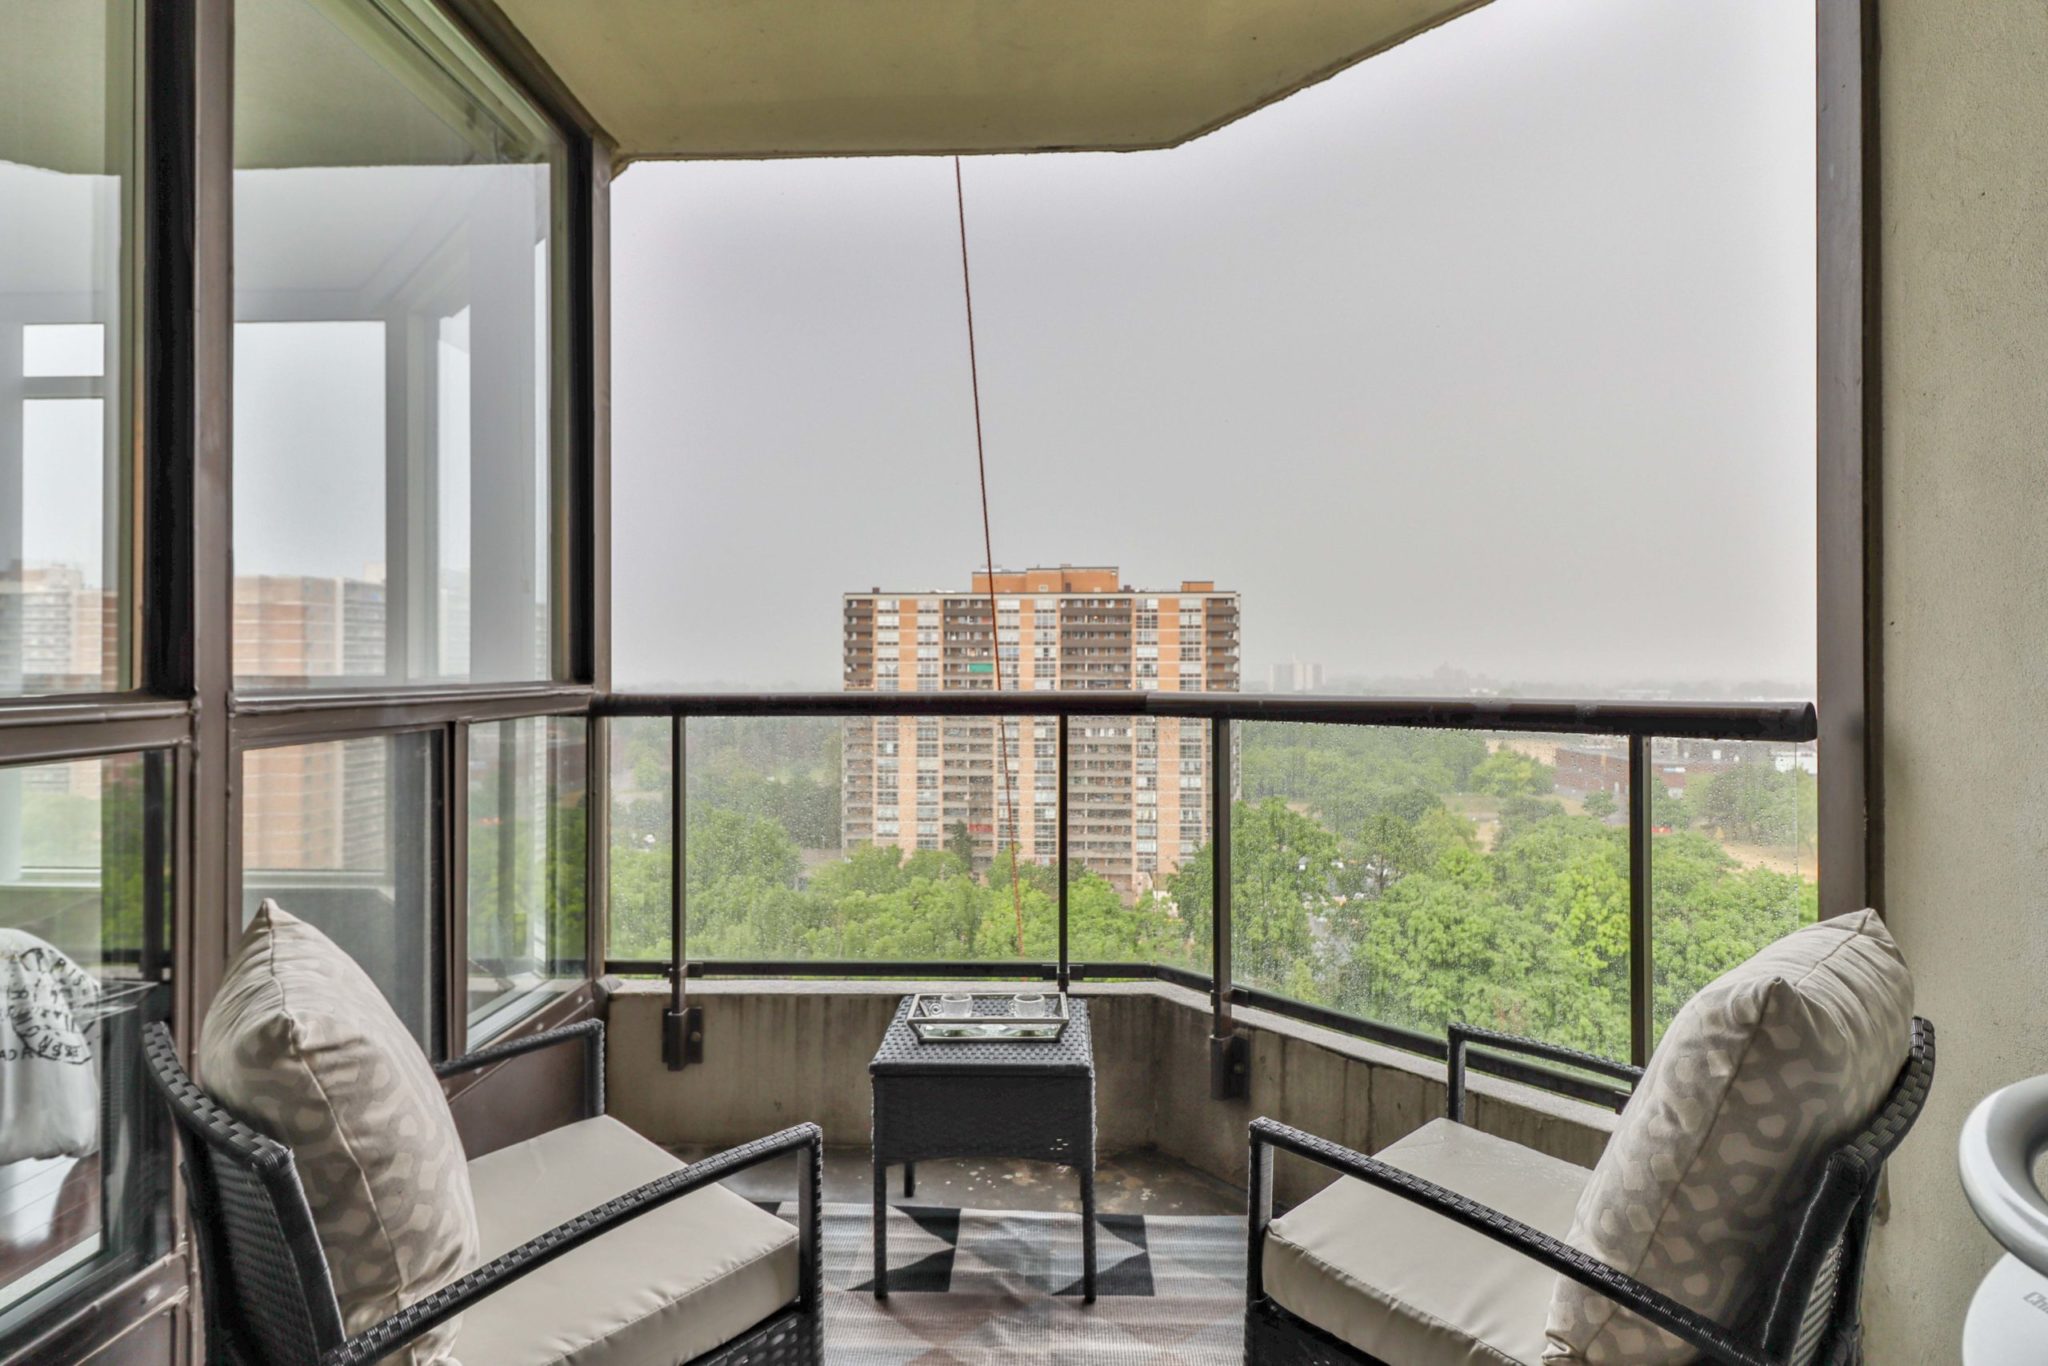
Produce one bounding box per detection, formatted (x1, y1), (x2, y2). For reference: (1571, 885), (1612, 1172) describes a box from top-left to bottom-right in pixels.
(1, 1), (132, 697)
(1233, 723), (1635, 1062)
(1650, 739), (1819, 1042)
(1066, 715), (1210, 974)
(17, 401), (110, 693)
(0, 753), (169, 1329)
(606, 717), (673, 968)
(241, 734), (441, 1049)
(232, 0), (565, 689)
(608, 716), (1067, 970)
(835, 713), (1054, 963)
(467, 716), (586, 1043)
(21, 325), (105, 380)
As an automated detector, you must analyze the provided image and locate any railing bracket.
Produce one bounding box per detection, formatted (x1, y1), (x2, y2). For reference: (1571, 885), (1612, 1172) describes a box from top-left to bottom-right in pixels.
(663, 1005), (703, 1069)
(1210, 1031), (1248, 1100)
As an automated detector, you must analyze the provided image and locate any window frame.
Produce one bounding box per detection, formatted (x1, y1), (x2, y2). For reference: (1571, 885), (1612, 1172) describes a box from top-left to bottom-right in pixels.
(0, 0), (607, 1354)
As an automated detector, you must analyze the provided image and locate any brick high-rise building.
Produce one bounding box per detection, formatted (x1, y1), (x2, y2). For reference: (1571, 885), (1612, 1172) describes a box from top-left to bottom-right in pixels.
(841, 566), (1240, 895)
(0, 564), (113, 695)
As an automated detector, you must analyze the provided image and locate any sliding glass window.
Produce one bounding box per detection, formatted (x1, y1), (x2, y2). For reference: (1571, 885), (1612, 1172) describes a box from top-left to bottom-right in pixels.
(0, 753), (169, 1335)
(240, 733), (443, 1050)
(0, 0), (137, 697)
(232, 0), (567, 689)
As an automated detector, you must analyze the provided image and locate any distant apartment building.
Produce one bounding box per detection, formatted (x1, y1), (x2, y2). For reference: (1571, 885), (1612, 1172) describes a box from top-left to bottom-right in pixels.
(234, 574), (389, 685)
(1553, 737), (1820, 801)
(233, 574), (391, 878)
(0, 564), (113, 694)
(1269, 658), (1325, 692)
(841, 566), (1239, 896)
(239, 734), (392, 875)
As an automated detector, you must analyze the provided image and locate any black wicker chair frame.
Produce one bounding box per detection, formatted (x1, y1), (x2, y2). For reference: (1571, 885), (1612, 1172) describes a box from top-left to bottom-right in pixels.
(143, 1020), (824, 1366)
(1246, 1017), (1935, 1366)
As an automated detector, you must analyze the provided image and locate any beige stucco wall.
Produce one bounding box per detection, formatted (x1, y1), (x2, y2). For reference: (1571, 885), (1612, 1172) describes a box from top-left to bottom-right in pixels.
(1864, 2), (2048, 1359)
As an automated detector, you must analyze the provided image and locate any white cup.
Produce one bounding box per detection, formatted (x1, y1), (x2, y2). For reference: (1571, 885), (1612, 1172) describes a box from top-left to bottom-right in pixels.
(1010, 993), (1048, 1018)
(933, 993), (974, 1019)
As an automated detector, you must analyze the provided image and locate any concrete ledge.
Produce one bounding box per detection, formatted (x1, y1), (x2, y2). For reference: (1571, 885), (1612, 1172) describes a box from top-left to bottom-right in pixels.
(604, 978), (1616, 1207)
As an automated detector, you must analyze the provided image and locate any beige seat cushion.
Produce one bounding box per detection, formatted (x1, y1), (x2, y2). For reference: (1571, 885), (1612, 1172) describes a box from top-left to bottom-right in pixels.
(1265, 1119), (1591, 1366)
(1545, 910), (1914, 1363)
(200, 901), (479, 1366)
(457, 1116), (800, 1366)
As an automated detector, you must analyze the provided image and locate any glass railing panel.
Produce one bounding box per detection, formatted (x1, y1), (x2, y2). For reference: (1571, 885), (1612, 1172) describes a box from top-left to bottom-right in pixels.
(1650, 737), (1819, 1043)
(1232, 722), (1635, 1061)
(608, 714), (1054, 971)
(606, 715), (674, 968)
(822, 712), (1051, 965)
(241, 733), (442, 1049)
(1061, 715), (1208, 975)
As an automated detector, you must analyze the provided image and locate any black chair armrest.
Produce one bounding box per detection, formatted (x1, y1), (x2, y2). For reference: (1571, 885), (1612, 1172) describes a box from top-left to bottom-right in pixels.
(323, 1121), (825, 1366)
(1446, 1022), (1642, 1122)
(435, 1019), (605, 1119)
(1247, 1118), (1771, 1366)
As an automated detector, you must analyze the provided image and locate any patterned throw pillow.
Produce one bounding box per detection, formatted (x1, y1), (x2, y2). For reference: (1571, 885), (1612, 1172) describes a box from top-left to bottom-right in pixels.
(1543, 910), (1912, 1363)
(201, 901), (479, 1365)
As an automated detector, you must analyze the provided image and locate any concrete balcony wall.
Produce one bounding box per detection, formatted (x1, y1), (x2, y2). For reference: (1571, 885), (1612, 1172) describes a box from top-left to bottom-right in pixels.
(605, 979), (1615, 1208)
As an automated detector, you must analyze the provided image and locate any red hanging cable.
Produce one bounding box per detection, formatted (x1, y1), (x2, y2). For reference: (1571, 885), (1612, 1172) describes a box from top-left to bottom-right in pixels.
(953, 156), (1026, 959)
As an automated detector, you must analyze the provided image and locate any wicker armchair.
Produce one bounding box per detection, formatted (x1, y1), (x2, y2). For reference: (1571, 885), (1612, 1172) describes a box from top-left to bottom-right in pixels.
(144, 1020), (823, 1366)
(1247, 1018), (1935, 1366)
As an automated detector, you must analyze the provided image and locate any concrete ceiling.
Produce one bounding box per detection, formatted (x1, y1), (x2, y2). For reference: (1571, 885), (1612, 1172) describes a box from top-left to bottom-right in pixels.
(488, 0), (1493, 162)
(1, 4), (124, 176)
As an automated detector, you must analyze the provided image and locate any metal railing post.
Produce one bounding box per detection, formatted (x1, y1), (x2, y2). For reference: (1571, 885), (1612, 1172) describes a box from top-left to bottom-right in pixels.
(1628, 734), (1654, 1068)
(1209, 716), (1246, 1097)
(1056, 713), (1070, 991)
(664, 714), (702, 1068)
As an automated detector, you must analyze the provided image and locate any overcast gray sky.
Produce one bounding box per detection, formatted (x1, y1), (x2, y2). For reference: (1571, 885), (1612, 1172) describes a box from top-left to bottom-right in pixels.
(610, 0), (1816, 695)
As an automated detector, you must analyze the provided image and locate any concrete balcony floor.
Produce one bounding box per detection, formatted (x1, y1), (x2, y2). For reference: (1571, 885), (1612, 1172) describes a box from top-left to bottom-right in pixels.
(670, 1143), (1243, 1216)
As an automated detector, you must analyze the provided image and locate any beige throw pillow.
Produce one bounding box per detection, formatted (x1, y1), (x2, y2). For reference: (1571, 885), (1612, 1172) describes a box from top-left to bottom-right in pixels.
(201, 901), (479, 1365)
(1543, 910), (1912, 1363)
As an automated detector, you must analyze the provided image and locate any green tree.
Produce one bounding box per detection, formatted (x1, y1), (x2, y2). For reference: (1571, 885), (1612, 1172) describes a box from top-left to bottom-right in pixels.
(1652, 786), (1692, 831)
(1493, 794), (1566, 848)
(1162, 842), (1214, 957)
(1690, 762), (1803, 846)
(810, 843), (908, 899)
(1351, 809), (1425, 897)
(1580, 789), (1616, 821)
(1470, 748), (1555, 798)
(1230, 799), (1337, 989)
(945, 820), (977, 872)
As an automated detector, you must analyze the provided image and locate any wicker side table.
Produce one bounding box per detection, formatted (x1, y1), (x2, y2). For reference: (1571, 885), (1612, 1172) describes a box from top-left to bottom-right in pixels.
(869, 995), (1097, 1301)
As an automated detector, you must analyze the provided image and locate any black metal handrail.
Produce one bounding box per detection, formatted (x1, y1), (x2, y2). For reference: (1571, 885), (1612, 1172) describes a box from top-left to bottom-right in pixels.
(596, 690), (1816, 741)
(596, 691), (1818, 1090)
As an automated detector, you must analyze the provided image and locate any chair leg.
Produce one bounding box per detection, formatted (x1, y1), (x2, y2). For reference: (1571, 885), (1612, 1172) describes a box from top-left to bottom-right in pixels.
(1247, 1133), (1274, 1304)
(798, 1134), (822, 1315)
(904, 1161), (915, 1198)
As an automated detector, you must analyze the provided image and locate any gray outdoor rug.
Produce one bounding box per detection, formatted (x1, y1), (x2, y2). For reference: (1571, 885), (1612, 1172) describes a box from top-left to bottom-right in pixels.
(752, 1201), (1246, 1364)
